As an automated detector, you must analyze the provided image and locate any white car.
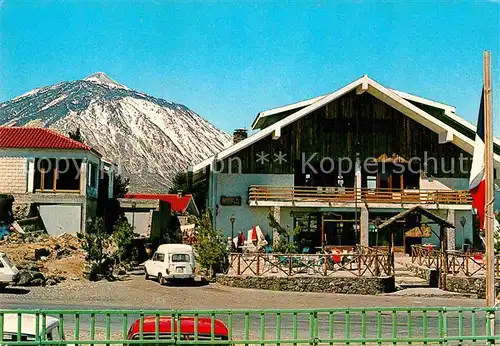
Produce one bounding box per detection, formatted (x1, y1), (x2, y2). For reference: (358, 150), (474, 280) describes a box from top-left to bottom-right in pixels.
(144, 244), (196, 285)
(2, 313), (64, 342)
(0, 253), (19, 289)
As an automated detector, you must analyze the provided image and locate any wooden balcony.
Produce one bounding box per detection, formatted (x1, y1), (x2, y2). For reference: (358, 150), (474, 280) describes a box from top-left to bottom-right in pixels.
(248, 186), (472, 208)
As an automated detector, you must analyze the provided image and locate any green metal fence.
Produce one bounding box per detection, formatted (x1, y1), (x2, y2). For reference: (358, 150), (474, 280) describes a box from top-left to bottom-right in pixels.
(0, 307), (498, 345)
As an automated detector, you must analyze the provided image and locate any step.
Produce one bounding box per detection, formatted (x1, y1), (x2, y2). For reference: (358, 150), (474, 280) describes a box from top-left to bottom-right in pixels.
(396, 277), (429, 289)
(394, 270), (413, 275)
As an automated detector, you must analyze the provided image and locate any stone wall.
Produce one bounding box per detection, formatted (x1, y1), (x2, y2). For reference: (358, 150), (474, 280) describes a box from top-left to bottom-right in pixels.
(12, 202), (31, 220)
(217, 275), (395, 295)
(0, 157), (27, 194)
(404, 262), (439, 287)
(445, 276), (500, 299)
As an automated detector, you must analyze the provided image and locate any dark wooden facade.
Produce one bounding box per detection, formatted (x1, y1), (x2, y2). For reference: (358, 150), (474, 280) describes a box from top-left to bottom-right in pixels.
(219, 91), (472, 179)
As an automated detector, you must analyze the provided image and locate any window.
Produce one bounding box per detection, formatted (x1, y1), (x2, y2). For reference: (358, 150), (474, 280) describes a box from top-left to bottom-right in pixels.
(47, 327), (62, 341)
(2, 256), (14, 268)
(367, 176), (377, 190)
(88, 162), (98, 188)
(34, 158), (82, 192)
(154, 253), (165, 262)
(171, 254), (190, 263)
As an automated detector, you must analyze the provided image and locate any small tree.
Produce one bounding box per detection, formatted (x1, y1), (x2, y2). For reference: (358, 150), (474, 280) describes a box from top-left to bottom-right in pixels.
(192, 211), (227, 277)
(77, 217), (113, 279)
(113, 173), (129, 198)
(68, 127), (84, 143)
(113, 218), (138, 263)
(268, 212), (301, 254)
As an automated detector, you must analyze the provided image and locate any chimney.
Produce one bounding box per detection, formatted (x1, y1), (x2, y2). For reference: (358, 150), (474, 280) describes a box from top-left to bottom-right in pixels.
(233, 129), (248, 144)
(177, 190), (183, 197)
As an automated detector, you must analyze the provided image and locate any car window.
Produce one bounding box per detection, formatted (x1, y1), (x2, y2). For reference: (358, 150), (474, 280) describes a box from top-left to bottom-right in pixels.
(2, 256), (14, 268)
(171, 254), (190, 262)
(49, 327), (61, 340)
(156, 253), (165, 262)
(2, 333), (36, 342)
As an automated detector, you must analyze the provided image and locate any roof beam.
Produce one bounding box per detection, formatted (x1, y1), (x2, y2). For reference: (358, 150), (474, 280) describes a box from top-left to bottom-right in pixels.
(272, 127), (281, 140)
(438, 131), (454, 144)
(356, 81), (368, 95)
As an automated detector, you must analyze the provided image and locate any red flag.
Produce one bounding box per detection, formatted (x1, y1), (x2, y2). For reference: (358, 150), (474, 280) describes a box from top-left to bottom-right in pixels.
(469, 90), (485, 229)
(251, 225), (258, 241)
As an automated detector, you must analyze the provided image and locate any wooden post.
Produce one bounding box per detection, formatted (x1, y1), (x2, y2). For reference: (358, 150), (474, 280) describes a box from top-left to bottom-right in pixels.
(256, 254), (260, 276)
(483, 50), (496, 336)
(321, 215), (325, 250)
(466, 252), (470, 277)
(53, 167), (58, 192)
(236, 254), (241, 275)
(323, 253), (327, 276)
(40, 168), (45, 191)
(440, 225), (448, 289)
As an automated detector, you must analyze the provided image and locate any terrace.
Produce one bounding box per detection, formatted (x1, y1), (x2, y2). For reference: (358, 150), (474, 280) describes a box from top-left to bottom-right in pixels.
(248, 186), (472, 209)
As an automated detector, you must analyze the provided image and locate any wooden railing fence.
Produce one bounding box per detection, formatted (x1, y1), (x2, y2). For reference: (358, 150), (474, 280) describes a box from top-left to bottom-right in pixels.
(248, 186), (472, 205)
(227, 249), (392, 278)
(411, 245), (500, 278)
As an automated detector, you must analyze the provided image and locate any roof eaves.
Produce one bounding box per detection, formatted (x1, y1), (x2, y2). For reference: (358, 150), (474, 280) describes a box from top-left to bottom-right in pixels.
(251, 94), (329, 129)
(192, 75), (367, 172)
(390, 89), (456, 113)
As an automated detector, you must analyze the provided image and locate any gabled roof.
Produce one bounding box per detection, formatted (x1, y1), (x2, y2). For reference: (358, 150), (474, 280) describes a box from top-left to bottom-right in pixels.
(124, 193), (199, 215)
(378, 205), (455, 230)
(192, 75), (500, 173)
(0, 127), (92, 151)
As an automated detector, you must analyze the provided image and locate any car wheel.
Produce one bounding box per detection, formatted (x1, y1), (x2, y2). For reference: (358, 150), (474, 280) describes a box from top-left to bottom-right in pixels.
(158, 273), (165, 285)
(144, 270), (150, 280)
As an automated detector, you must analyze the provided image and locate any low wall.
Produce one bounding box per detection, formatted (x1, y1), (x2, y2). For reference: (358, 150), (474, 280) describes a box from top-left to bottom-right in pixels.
(217, 275), (395, 295)
(404, 262), (439, 287)
(445, 276), (500, 299)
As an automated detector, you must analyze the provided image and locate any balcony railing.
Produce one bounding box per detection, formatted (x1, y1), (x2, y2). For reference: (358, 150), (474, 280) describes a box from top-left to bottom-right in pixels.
(248, 186), (472, 205)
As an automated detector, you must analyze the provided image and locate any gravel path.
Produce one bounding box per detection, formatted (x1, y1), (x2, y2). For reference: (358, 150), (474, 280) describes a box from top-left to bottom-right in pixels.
(0, 275), (487, 310)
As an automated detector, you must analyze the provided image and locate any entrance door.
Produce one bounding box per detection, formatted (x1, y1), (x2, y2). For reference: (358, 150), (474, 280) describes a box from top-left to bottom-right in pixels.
(404, 237), (422, 254)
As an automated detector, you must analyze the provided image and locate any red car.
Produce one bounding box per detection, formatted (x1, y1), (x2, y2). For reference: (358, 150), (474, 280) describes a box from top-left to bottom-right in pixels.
(127, 316), (231, 344)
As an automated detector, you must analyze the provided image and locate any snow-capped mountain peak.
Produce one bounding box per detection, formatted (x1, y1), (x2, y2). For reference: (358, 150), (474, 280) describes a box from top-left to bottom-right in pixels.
(0, 74), (232, 192)
(84, 72), (129, 90)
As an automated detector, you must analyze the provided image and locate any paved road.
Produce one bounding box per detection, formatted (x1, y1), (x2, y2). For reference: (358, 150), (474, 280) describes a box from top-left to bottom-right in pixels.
(1, 277), (498, 343)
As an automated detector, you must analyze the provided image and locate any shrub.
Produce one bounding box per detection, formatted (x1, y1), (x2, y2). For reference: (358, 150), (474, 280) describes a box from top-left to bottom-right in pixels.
(113, 218), (138, 263)
(77, 217), (113, 279)
(268, 212), (301, 254)
(192, 211), (227, 277)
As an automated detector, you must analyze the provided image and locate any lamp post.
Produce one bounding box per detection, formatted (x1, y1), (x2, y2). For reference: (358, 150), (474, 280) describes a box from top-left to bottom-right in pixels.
(131, 201), (136, 230)
(229, 214), (236, 242)
(460, 216), (467, 251)
(374, 216), (382, 248)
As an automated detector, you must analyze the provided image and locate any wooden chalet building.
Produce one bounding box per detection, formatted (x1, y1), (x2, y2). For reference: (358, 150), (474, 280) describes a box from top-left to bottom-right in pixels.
(191, 75), (500, 253)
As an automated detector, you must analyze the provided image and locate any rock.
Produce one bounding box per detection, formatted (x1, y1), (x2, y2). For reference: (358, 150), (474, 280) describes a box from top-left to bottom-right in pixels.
(34, 248), (51, 260)
(15, 270), (46, 286)
(45, 278), (58, 286)
(55, 248), (72, 259)
(113, 266), (126, 276)
(83, 263), (101, 281)
(24, 263), (39, 272)
(45, 275), (65, 286)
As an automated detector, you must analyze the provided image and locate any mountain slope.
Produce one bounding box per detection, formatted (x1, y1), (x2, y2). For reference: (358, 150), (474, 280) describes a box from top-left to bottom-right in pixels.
(0, 72), (231, 192)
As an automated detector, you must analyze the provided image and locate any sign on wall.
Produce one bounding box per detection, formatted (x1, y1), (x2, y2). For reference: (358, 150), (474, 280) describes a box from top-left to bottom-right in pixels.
(220, 196), (242, 206)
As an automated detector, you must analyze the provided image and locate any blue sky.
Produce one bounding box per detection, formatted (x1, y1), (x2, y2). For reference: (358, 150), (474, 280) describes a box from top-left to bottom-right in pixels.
(1, 1), (499, 134)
